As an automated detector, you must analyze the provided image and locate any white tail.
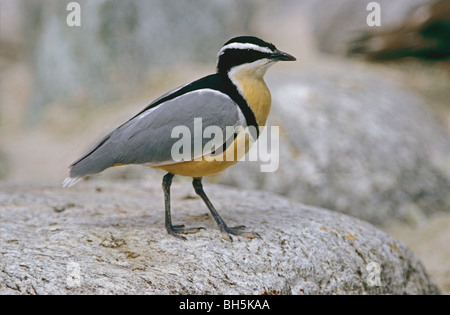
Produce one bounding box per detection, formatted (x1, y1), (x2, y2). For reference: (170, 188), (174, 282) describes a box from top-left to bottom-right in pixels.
(62, 176), (82, 188)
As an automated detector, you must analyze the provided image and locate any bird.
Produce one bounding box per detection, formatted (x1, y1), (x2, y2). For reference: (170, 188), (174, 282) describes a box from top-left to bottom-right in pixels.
(348, 0), (450, 61)
(63, 36), (296, 241)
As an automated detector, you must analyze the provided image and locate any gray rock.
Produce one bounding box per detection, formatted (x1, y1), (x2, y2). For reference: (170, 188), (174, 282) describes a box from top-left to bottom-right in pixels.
(0, 181), (439, 294)
(220, 63), (450, 225)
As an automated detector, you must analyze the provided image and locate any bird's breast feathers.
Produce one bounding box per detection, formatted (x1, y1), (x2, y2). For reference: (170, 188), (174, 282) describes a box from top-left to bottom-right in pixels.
(227, 60), (273, 127)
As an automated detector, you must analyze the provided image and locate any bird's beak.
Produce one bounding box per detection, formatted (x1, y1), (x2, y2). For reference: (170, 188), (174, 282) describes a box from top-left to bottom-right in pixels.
(270, 50), (297, 61)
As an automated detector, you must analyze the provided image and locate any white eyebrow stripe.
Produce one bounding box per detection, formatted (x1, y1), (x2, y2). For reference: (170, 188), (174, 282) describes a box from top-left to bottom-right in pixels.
(218, 43), (274, 56)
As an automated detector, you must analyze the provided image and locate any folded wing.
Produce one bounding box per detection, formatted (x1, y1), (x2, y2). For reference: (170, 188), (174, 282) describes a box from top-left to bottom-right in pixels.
(67, 89), (244, 180)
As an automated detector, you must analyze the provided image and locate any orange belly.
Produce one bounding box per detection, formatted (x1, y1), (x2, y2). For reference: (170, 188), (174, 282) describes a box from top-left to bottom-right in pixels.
(153, 159), (239, 177)
(152, 132), (252, 177)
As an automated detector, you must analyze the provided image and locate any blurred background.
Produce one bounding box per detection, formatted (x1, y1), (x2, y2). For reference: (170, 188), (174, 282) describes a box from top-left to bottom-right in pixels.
(1, 0), (449, 292)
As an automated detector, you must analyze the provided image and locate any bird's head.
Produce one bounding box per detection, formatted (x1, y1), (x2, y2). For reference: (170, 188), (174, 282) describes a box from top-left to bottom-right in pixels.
(217, 36), (296, 77)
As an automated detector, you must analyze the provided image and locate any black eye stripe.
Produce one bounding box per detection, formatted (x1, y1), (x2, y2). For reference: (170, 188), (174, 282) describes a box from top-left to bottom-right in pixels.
(217, 48), (271, 73)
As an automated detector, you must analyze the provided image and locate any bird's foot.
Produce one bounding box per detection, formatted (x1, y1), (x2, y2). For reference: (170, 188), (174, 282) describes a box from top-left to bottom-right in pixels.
(220, 225), (261, 242)
(166, 224), (205, 241)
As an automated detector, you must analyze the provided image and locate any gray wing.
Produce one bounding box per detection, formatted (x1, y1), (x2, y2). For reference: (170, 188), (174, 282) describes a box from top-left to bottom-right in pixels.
(69, 89), (244, 178)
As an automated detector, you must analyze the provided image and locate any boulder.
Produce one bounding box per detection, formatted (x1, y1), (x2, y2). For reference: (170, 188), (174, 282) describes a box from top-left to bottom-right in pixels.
(0, 180), (439, 294)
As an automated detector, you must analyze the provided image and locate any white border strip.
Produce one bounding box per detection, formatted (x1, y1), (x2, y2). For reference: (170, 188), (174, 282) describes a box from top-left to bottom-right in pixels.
(218, 42), (274, 57)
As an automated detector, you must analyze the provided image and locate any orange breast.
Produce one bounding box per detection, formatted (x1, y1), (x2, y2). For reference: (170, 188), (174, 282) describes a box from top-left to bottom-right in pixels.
(152, 132), (253, 177)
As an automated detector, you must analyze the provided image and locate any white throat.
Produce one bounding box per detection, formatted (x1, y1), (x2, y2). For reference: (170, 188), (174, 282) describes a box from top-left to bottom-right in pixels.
(228, 59), (275, 82)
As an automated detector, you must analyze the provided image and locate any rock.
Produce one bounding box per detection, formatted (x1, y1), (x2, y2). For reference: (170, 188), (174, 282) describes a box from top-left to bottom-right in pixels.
(0, 180), (439, 294)
(220, 62), (450, 225)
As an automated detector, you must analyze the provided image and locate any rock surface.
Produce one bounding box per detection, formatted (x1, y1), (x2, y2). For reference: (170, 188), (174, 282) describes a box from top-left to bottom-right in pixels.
(0, 180), (439, 294)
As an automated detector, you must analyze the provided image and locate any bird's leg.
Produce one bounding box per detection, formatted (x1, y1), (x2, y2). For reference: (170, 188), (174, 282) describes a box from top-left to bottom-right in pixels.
(162, 173), (205, 240)
(192, 177), (260, 242)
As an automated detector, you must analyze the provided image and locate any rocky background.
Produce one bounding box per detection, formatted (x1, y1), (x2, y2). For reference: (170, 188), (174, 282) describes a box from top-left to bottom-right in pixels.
(1, 0), (449, 294)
